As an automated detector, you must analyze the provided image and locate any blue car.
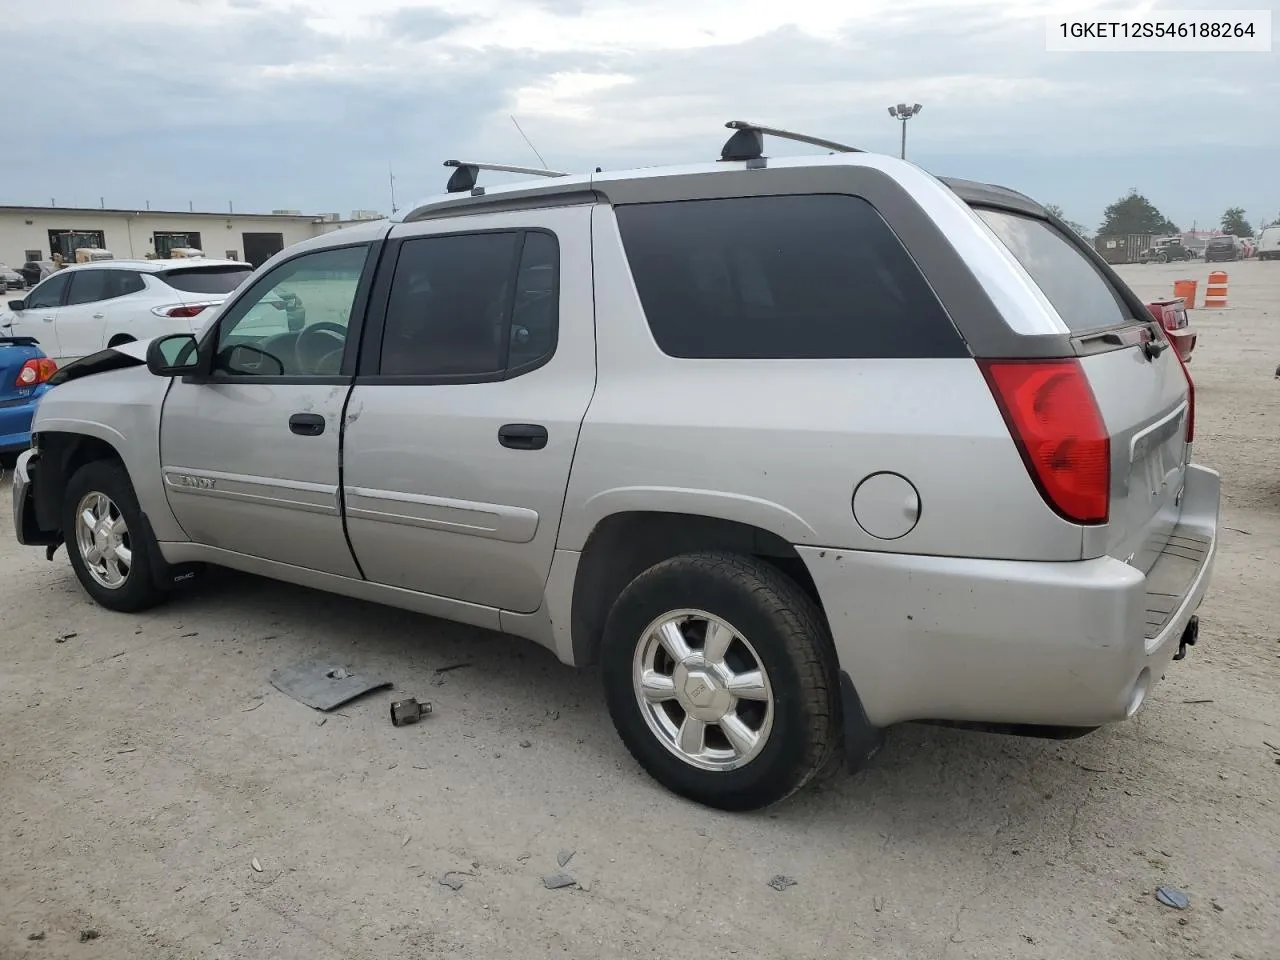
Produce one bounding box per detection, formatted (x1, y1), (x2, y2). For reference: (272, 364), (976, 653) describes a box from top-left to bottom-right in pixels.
(0, 336), (56, 465)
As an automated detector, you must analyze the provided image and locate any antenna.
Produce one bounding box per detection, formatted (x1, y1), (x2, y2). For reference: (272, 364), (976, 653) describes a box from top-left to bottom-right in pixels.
(720, 120), (863, 163)
(509, 115), (549, 169)
(389, 162), (398, 214)
(443, 160), (569, 194)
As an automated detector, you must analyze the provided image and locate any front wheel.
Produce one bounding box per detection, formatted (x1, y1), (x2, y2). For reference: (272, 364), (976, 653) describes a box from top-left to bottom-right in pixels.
(63, 460), (169, 613)
(601, 552), (842, 810)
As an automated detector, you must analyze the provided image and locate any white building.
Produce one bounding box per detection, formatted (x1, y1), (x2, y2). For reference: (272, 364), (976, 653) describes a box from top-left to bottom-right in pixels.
(0, 205), (385, 269)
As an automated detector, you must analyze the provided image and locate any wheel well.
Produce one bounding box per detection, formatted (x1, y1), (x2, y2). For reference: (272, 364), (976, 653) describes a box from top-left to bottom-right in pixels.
(32, 432), (125, 532)
(569, 511), (822, 667)
(107, 334), (136, 347)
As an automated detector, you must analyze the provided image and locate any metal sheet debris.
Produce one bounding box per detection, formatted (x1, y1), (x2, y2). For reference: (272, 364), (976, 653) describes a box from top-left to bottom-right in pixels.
(1155, 886), (1190, 910)
(268, 659), (391, 711)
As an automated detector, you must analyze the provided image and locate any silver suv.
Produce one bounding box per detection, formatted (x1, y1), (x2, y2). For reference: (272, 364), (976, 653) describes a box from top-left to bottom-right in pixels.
(11, 123), (1219, 810)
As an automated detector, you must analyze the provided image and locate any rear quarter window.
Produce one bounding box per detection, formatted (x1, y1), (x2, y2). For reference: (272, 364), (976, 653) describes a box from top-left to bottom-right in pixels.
(157, 265), (254, 295)
(976, 209), (1136, 333)
(615, 194), (967, 359)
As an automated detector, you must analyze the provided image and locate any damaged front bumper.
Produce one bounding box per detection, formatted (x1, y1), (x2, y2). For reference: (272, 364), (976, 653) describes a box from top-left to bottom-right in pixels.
(11, 447), (58, 548)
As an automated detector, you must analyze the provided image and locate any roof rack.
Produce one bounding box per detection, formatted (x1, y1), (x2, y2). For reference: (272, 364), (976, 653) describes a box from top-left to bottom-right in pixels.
(719, 120), (862, 164)
(443, 159), (569, 194)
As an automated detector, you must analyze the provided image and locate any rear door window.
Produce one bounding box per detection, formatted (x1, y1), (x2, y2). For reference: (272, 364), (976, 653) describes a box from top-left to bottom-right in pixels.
(66, 269), (145, 305)
(376, 230), (559, 379)
(614, 194), (966, 359)
(975, 209), (1136, 332)
(158, 265), (254, 294)
(66, 270), (112, 306)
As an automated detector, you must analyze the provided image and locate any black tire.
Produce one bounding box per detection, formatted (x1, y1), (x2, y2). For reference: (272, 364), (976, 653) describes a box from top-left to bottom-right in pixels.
(63, 459), (169, 613)
(107, 334), (136, 348)
(601, 552), (842, 811)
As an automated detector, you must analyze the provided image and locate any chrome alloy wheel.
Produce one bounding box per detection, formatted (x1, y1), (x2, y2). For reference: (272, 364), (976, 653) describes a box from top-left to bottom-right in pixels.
(74, 491), (133, 589)
(632, 609), (775, 772)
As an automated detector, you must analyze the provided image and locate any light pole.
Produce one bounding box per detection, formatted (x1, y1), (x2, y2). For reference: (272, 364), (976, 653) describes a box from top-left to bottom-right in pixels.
(887, 102), (922, 160)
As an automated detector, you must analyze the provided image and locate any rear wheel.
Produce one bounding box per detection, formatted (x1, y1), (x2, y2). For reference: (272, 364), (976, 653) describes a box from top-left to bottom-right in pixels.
(107, 334), (136, 348)
(63, 460), (168, 612)
(601, 552), (841, 810)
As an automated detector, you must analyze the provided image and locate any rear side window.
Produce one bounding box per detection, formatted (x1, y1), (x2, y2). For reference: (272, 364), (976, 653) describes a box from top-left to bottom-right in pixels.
(158, 265), (254, 294)
(614, 194), (965, 359)
(975, 209), (1135, 332)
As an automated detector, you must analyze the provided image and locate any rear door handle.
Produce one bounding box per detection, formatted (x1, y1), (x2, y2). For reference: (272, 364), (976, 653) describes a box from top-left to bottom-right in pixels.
(92, 312), (104, 319)
(289, 413), (326, 437)
(498, 423), (548, 450)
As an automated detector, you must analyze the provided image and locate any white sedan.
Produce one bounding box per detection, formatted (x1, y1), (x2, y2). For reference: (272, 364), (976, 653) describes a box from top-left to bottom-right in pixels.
(0, 258), (255, 365)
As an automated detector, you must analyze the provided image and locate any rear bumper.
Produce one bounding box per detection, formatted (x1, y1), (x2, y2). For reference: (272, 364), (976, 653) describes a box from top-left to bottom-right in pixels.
(0, 390), (45, 453)
(800, 463), (1220, 729)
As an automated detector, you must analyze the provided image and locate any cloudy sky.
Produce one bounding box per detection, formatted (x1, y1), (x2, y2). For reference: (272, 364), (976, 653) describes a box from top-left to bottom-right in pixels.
(5, 0), (1276, 233)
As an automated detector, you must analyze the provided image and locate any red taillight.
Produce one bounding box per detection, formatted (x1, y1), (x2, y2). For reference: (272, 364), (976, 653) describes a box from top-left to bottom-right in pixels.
(979, 358), (1111, 525)
(154, 304), (209, 318)
(15, 357), (57, 387)
(1167, 332), (1195, 442)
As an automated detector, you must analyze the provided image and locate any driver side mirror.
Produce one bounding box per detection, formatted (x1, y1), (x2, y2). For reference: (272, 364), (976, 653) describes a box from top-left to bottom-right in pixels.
(146, 333), (200, 377)
(7, 299), (25, 311)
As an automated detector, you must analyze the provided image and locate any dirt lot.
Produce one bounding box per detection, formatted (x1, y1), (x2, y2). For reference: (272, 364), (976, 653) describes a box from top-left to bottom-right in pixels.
(1, 260), (1277, 960)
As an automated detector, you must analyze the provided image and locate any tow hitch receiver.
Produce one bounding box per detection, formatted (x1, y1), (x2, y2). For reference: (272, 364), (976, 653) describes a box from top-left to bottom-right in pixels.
(1172, 615), (1199, 662)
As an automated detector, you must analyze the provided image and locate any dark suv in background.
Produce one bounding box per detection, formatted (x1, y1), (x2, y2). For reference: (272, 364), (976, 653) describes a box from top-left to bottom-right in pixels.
(1204, 236), (1240, 262)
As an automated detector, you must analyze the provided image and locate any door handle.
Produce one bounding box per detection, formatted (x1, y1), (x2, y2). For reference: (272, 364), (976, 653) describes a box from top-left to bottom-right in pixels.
(289, 413), (326, 437)
(92, 312), (104, 319)
(498, 423), (548, 450)
(42, 316), (54, 323)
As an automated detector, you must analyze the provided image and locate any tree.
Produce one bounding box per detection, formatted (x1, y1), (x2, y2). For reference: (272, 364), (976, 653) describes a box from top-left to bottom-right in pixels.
(1221, 207), (1254, 237)
(1044, 204), (1090, 239)
(1097, 188), (1178, 237)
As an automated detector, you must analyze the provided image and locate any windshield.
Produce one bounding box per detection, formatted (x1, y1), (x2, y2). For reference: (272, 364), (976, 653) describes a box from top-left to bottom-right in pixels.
(976, 208), (1137, 333)
(157, 265), (254, 294)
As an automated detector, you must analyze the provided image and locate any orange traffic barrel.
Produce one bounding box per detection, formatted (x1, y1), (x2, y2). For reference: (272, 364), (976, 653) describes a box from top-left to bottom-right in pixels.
(1173, 279), (1198, 309)
(1203, 271), (1228, 308)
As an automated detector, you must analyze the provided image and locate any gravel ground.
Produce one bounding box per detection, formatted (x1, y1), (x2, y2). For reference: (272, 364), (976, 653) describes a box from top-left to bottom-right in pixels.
(1, 259), (1277, 960)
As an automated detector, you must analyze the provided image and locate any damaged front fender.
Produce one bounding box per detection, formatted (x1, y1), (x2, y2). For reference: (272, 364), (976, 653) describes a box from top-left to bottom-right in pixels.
(48, 340), (150, 387)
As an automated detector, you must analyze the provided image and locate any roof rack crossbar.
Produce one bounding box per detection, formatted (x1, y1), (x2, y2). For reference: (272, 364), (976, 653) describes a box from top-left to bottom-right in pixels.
(443, 159), (569, 194)
(720, 120), (863, 163)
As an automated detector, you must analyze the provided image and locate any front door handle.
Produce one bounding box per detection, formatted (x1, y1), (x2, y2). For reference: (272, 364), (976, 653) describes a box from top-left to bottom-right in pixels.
(498, 423), (548, 450)
(42, 316), (54, 323)
(289, 413), (326, 437)
(92, 312), (104, 319)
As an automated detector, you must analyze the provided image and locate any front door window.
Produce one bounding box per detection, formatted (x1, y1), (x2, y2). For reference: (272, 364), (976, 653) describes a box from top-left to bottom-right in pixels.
(211, 245), (369, 377)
